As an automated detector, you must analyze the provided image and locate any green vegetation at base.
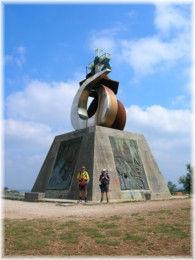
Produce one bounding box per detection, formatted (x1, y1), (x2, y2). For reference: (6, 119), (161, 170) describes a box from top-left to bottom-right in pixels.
(152, 224), (188, 239)
(168, 163), (193, 195)
(167, 181), (177, 195)
(95, 238), (120, 246)
(60, 231), (78, 243)
(84, 227), (106, 239)
(179, 164), (193, 194)
(124, 233), (146, 242)
(96, 222), (118, 229)
(4, 203), (191, 256)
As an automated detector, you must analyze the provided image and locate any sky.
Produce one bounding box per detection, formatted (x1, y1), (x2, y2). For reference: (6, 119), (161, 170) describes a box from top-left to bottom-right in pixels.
(3, 2), (192, 191)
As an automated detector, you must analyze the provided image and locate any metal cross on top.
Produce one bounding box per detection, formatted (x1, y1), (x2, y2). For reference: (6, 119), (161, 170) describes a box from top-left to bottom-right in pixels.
(86, 48), (112, 77)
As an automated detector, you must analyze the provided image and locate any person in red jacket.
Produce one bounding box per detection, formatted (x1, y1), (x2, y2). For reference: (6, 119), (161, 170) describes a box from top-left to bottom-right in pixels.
(77, 166), (90, 203)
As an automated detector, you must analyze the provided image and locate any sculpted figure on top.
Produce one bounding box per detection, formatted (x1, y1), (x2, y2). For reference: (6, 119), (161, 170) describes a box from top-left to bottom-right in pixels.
(71, 49), (126, 130)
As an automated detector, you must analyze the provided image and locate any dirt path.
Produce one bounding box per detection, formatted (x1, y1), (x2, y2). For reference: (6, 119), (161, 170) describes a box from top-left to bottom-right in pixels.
(3, 198), (191, 220)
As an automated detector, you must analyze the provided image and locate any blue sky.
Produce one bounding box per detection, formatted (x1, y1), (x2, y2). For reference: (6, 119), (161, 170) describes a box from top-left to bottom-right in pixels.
(4, 3), (192, 190)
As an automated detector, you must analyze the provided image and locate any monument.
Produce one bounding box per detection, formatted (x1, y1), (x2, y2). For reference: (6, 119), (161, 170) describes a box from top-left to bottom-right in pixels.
(31, 49), (170, 201)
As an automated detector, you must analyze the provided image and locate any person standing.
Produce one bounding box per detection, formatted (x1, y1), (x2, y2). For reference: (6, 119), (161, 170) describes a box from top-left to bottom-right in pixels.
(77, 166), (90, 203)
(99, 169), (110, 203)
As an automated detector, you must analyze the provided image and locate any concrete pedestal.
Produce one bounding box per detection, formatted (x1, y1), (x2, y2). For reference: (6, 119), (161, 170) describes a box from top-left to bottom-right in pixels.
(32, 126), (170, 201)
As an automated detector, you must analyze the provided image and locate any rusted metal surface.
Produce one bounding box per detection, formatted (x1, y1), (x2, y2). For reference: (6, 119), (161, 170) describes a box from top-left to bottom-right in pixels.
(71, 59), (126, 131)
(96, 85), (118, 127)
(111, 100), (126, 130)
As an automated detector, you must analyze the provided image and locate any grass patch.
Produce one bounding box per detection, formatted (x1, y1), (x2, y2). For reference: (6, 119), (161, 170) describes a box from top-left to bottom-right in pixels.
(59, 220), (80, 228)
(106, 229), (121, 237)
(95, 238), (120, 246)
(84, 227), (105, 239)
(9, 233), (50, 252)
(64, 220), (79, 226)
(153, 224), (188, 239)
(4, 200), (191, 256)
(124, 233), (146, 242)
(42, 226), (56, 236)
(136, 217), (145, 221)
(109, 215), (121, 221)
(96, 222), (118, 229)
(147, 209), (172, 216)
(158, 216), (165, 220)
(60, 231), (78, 243)
(158, 209), (172, 214)
(181, 207), (190, 211)
(131, 213), (140, 217)
(147, 211), (156, 216)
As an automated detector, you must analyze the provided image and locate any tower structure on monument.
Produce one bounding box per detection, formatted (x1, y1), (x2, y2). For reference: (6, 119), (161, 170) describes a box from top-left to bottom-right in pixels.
(32, 50), (170, 201)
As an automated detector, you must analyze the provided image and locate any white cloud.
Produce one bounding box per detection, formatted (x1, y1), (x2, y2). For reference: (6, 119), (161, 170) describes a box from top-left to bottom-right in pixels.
(5, 119), (54, 148)
(4, 79), (78, 190)
(125, 105), (191, 184)
(88, 4), (191, 78)
(120, 36), (187, 76)
(88, 24), (127, 54)
(89, 36), (116, 54)
(5, 151), (44, 191)
(4, 119), (56, 190)
(89, 28), (118, 54)
(126, 105), (190, 134)
(171, 94), (191, 108)
(5, 46), (26, 67)
(154, 4), (190, 35)
(6, 79), (78, 130)
(120, 4), (190, 77)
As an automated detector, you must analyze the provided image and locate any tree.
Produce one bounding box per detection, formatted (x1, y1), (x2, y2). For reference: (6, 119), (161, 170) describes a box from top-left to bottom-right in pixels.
(179, 164), (193, 194)
(167, 181), (177, 195)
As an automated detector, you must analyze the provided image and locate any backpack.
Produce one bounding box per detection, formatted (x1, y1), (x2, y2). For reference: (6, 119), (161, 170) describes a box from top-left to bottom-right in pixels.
(101, 175), (109, 185)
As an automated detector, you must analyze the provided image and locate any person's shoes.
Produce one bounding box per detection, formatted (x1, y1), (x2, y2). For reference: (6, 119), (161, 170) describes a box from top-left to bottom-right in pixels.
(77, 200), (82, 203)
(84, 198), (87, 203)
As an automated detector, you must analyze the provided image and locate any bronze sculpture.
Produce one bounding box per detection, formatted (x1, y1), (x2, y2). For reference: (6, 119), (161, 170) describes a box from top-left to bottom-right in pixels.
(71, 50), (126, 130)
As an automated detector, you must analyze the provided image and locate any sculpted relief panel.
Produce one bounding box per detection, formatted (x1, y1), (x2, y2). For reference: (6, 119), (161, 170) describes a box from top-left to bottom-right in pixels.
(47, 137), (82, 190)
(109, 137), (149, 190)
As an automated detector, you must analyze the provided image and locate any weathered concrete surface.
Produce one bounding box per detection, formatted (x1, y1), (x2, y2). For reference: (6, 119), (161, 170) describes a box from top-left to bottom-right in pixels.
(32, 126), (170, 201)
(24, 192), (45, 202)
(32, 127), (95, 200)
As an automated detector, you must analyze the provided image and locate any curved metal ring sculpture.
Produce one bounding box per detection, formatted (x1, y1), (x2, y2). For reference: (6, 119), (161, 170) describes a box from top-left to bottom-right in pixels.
(71, 68), (126, 130)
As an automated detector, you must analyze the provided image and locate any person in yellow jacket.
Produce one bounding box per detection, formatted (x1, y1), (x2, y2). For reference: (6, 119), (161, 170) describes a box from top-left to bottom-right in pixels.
(77, 166), (90, 202)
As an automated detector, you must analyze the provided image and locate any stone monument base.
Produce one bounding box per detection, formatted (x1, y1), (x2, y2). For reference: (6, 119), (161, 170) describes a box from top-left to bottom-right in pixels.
(32, 126), (170, 201)
(25, 192), (45, 202)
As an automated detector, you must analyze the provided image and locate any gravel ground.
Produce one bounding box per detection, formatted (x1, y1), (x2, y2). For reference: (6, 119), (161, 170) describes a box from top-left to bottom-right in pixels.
(3, 198), (191, 220)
